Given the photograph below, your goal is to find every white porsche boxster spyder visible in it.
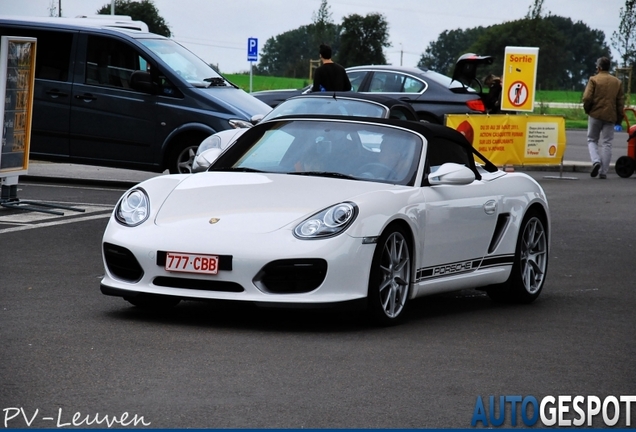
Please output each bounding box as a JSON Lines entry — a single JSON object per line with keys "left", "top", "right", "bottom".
{"left": 101, "top": 116, "right": 550, "bottom": 324}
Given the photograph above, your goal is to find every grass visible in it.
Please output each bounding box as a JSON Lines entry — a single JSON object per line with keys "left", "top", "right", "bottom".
{"left": 225, "top": 73, "right": 630, "bottom": 129}
{"left": 225, "top": 74, "right": 309, "bottom": 92}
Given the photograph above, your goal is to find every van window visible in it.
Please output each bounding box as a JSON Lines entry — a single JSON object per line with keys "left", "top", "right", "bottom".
{"left": 0, "top": 27, "right": 72, "bottom": 82}
{"left": 85, "top": 35, "right": 148, "bottom": 89}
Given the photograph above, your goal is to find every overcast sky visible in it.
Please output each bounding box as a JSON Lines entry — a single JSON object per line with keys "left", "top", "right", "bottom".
{"left": 0, "top": 0, "right": 626, "bottom": 73}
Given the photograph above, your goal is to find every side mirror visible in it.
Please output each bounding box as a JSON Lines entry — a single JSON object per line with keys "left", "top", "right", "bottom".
{"left": 250, "top": 114, "right": 264, "bottom": 125}
{"left": 428, "top": 163, "right": 475, "bottom": 185}
{"left": 130, "top": 70, "right": 154, "bottom": 93}
{"left": 192, "top": 148, "right": 224, "bottom": 173}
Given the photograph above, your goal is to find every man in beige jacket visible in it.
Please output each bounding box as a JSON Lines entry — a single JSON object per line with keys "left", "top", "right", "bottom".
{"left": 582, "top": 57, "right": 625, "bottom": 179}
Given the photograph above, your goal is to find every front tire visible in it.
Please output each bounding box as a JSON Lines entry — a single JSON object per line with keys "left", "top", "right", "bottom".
{"left": 487, "top": 209, "right": 548, "bottom": 303}
{"left": 367, "top": 227, "right": 412, "bottom": 325}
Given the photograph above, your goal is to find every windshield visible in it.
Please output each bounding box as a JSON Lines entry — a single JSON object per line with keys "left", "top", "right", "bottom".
{"left": 139, "top": 39, "right": 227, "bottom": 88}
{"left": 262, "top": 97, "right": 387, "bottom": 122}
{"left": 219, "top": 120, "right": 422, "bottom": 186}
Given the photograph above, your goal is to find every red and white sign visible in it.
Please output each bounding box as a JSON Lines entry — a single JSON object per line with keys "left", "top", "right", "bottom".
{"left": 507, "top": 81, "right": 529, "bottom": 107}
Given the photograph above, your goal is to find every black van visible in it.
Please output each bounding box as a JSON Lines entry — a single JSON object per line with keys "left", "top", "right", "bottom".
{"left": 0, "top": 16, "right": 271, "bottom": 173}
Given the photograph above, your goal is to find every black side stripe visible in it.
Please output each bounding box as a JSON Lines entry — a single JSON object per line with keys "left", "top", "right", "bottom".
{"left": 415, "top": 254, "right": 515, "bottom": 283}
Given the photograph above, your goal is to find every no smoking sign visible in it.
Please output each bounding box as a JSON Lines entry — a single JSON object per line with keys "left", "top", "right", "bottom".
{"left": 507, "top": 81, "right": 529, "bottom": 107}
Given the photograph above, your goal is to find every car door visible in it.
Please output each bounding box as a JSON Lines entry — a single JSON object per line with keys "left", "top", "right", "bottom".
{"left": 69, "top": 32, "right": 157, "bottom": 167}
{"left": 418, "top": 136, "right": 501, "bottom": 277}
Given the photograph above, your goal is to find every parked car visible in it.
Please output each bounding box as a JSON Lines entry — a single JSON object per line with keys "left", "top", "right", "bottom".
{"left": 101, "top": 115, "right": 550, "bottom": 325}
{"left": 192, "top": 92, "right": 419, "bottom": 172}
{"left": 252, "top": 55, "right": 494, "bottom": 124}
{"left": 0, "top": 16, "right": 271, "bottom": 174}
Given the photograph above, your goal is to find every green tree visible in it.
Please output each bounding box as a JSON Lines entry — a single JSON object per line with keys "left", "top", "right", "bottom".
{"left": 526, "top": 0, "right": 546, "bottom": 19}
{"left": 255, "top": 1, "right": 340, "bottom": 78}
{"left": 546, "top": 15, "right": 610, "bottom": 90}
{"left": 312, "top": 0, "right": 338, "bottom": 49}
{"left": 97, "top": 0, "right": 171, "bottom": 37}
{"left": 256, "top": 26, "right": 315, "bottom": 77}
{"left": 469, "top": 18, "right": 569, "bottom": 90}
{"left": 418, "top": 27, "right": 487, "bottom": 75}
{"left": 612, "top": 0, "right": 636, "bottom": 67}
{"left": 338, "top": 13, "right": 390, "bottom": 67}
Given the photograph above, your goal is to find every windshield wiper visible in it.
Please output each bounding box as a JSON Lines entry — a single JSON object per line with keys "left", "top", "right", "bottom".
{"left": 211, "top": 167, "right": 264, "bottom": 173}
{"left": 289, "top": 171, "right": 356, "bottom": 180}
{"left": 203, "top": 77, "right": 228, "bottom": 87}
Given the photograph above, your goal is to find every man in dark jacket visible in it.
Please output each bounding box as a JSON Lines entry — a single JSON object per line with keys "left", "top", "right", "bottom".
{"left": 582, "top": 57, "right": 625, "bottom": 179}
{"left": 311, "top": 44, "right": 352, "bottom": 92}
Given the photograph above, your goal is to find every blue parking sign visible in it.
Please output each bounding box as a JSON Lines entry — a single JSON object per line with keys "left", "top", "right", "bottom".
{"left": 247, "top": 37, "right": 258, "bottom": 62}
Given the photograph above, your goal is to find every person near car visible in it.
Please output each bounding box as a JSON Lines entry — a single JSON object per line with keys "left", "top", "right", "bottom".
{"left": 483, "top": 74, "right": 502, "bottom": 114}
{"left": 311, "top": 44, "right": 352, "bottom": 92}
{"left": 582, "top": 56, "right": 625, "bottom": 179}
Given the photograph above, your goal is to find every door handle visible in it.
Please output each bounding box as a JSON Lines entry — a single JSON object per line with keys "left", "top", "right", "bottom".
{"left": 46, "top": 89, "right": 68, "bottom": 98}
{"left": 483, "top": 200, "right": 497, "bottom": 215}
{"left": 74, "top": 93, "right": 97, "bottom": 101}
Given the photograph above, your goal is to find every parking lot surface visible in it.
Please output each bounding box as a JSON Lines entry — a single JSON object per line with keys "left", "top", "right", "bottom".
{"left": 1, "top": 159, "right": 634, "bottom": 428}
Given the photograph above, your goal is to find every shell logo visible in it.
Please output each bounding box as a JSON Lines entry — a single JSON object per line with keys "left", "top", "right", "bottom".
{"left": 549, "top": 145, "right": 557, "bottom": 156}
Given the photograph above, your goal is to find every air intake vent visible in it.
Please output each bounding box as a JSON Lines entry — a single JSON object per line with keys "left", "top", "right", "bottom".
{"left": 103, "top": 242, "right": 144, "bottom": 282}
{"left": 255, "top": 259, "right": 328, "bottom": 294}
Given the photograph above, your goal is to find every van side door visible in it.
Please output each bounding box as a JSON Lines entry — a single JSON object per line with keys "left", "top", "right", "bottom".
{"left": 0, "top": 26, "right": 76, "bottom": 160}
{"left": 70, "top": 32, "right": 158, "bottom": 170}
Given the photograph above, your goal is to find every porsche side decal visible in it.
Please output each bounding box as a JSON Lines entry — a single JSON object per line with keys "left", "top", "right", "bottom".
{"left": 415, "top": 254, "right": 515, "bottom": 282}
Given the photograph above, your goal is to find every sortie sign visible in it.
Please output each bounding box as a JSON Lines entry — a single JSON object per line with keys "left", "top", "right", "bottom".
{"left": 501, "top": 46, "right": 539, "bottom": 112}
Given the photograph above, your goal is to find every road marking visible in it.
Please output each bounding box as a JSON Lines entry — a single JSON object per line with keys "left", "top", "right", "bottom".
{"left": 0, "top": 213, "right": 111, "bottom": 234}
{"left": 0, "top": 204, "right": 112, "bottom": 223}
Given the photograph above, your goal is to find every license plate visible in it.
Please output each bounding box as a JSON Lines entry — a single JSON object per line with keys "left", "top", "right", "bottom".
{"left": 165, "top": 252, "right": 219, "bottom": 275}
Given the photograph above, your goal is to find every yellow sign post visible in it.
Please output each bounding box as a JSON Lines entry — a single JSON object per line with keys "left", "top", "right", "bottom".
{"left": 501, "top": 46, "right": 539, "bottom": 112}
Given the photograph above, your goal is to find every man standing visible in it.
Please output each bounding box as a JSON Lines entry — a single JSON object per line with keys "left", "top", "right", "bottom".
{"left": 312, "top": 44, "right": 352, "bottom": 92}
{"left": 582, "top": 57, "right": 625, "bottom": 179}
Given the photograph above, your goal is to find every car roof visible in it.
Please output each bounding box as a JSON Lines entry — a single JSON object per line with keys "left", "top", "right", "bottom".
{"left": 346, "top": 64, "right": 428, "bottom": 76}
{"left": 0, "top": 15, "right": 162, "bottom": 39}
{"left": 281, "top": 92, "right": 418, "bottom": 117}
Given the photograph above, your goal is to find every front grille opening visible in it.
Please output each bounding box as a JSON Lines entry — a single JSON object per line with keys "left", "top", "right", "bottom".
{"left": 255, "top": 259, "right": 328, "bottom": 294}
{"left": 153, "top": 277, "right": 244, "bottom": 292}
{"left": 103, "top": 242, "right": 144, "bottom": 283}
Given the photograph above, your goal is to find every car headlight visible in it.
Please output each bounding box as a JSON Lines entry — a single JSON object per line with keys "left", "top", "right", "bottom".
{"left": 229, "top": 119, "right": 253, "bottom": 129}
{"left": 196, "top": 134, "right": 222, "bottom": 156}
{"left": 294, "top": 202, "right": 358, "bottom": 239}
{"left": 115, "top": 188, "right": 150, "bottom": 227}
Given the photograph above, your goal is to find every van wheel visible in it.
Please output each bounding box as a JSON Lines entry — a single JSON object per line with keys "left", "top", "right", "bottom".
{"left": 167, "top": 138, "right": 200, "bottom": 174}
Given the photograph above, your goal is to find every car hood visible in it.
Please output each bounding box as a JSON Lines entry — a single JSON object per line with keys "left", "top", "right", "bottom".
{"left": 154, "top": 172, "right": 392, "bottom": 233}
{"left": 198, "top": 87, "right": 272, "bottom": 117}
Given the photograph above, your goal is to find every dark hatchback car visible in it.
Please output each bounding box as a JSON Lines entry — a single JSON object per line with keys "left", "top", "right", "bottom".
{"left": 252, "top": 55, "right": 494, "bottom": 124}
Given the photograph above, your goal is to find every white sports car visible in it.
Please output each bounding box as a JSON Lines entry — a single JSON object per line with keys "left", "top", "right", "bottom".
{"left": 101, "top": 116, "right": 550, "bottom": 324}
